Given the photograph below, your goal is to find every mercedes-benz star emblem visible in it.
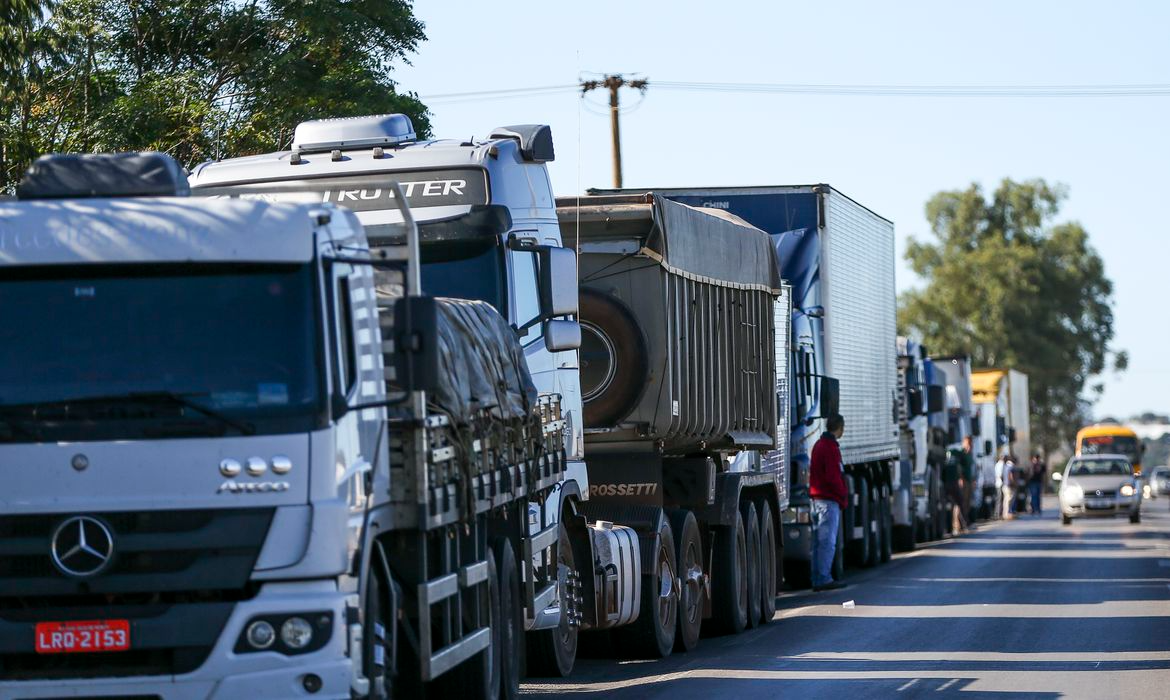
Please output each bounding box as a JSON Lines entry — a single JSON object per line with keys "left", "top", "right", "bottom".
{"left": 50, "top": 516, "right": 115, "bottom": 578}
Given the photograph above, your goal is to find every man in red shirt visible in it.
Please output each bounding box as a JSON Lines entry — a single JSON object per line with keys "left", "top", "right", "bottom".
{"left": 809, "top": 414, "right": 847, "bottom": 591}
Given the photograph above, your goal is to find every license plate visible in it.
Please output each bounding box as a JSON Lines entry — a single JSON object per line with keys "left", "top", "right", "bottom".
{"left": 35, "top": 619, "right": 130, "bottom": 654}
{"left": 1086, "top": 499, "right": 1111, "bottom": 509}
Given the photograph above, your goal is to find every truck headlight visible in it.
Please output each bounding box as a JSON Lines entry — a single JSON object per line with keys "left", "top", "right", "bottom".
{"left": 1120, "top": 484, "right": 1135, "bottom": 497}
{"left": 245, "top": 620, "right": 276, "bottom": 650}
{"left": 281, "top": 617, "right": 314, "bottom": 649}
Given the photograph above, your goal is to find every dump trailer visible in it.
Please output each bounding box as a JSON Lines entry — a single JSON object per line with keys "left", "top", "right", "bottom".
{"left": 556, "top": 192, "right": 791, "bottom": 657}
{"left": 593, "top": 185, "right": 899, "bottom": 582}
{"left": 0, "top": 152, "right": 565, "bottom": 700}
{"left": 894, "top": 337, "right": 946, "bottom": 550}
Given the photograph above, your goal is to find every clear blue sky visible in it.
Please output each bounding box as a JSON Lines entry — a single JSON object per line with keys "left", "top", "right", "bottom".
{"left": 396, "top": 0, "right": 1169, "bottom": 420}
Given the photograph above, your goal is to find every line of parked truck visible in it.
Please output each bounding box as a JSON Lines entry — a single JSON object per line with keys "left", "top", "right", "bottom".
{"left": 0, "top": 114, "right": 1031, "bottom": 699}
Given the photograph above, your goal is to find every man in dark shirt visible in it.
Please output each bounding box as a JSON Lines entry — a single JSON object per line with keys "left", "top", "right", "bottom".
{"left": 943, "top": 446, "right": 969, "bottom": 533}
{"left": 1027, "top": 454, "right": 1047, "bottom": 516}
{"left": 809, "top": 414, "right": 847, "bottom": 591}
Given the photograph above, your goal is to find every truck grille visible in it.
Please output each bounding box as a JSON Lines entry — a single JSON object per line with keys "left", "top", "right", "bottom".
{"left": 0, "top": 508, "right": 273, "bottom": 681}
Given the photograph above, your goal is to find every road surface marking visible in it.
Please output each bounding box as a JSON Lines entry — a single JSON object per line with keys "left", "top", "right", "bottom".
{"left": 897, "top": 679, "right": 919, "bottom": 691}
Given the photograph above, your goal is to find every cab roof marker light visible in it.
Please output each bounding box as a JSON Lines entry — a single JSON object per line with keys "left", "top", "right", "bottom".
{"left": 292, "top": 114, "right": 416, "bottom": 154}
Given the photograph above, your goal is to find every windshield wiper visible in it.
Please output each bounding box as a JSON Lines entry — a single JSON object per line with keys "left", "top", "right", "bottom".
{"left": 0, "top": 391, "right": 256, "bottom": 435}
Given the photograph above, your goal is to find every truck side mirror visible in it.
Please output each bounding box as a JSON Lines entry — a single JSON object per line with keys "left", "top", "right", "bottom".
{"left": 818, "top": 376, "right": 840, "bottom": 419}
{"left": 926, "top": 385, "right": 945, "bottom": 413}
{"left": 1008, "top": 427, "right": 1017, "bottom": 443}
{"left": 544, "top": 319, "right": 581, "bottom": 352}
{"left": 538, "top": 246, "right": 578, "bottom": 317}
{"left": 984, "top": 440, "right": 993, "bottom": 456}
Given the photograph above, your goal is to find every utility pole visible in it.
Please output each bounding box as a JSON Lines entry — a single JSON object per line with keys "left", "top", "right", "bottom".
{"left": 581, "top": 74, "right": 648, "bottom": 188}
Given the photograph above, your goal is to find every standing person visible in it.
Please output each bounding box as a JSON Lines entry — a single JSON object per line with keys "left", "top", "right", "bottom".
{"left": 993, "top": 453, "right": 1008, "bottom": 519}
{"left": 1001, "top": 454, "right": 1016, "bottom": 519}
{"left": 959, "top": 436, "right": 977, "bottom": 527}
{"left": 1028, "top": 454, "right": 1047, "bottom": 516}
{"left": 809, "top": 414, "right": 848, "bottom": 591}
{"left": 943, "top": 446, "right": 968, "bottom": 534}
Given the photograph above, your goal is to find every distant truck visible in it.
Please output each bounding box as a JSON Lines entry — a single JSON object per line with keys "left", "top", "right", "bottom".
{"left": 972, "top": 369, "right": 1031, "bottom": 515}
{"left": 895, "top": 337, "right": 946, "bottom": 549}
{"left": 916, "top": 356, "right": 953, "bottom": 540}
{"left": 930, "top": 356, "right": 980, "bottom": 526}
{"left": 592, "top": 185, "right": 900, "bottom": 581}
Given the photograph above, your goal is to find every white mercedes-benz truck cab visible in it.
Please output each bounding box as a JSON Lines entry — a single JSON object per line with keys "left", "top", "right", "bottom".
{"left": 0, "top": 153, "right": 375, "bottom": 698}
{"left": 190, "top": 114, "right": 587, "bottom": 676}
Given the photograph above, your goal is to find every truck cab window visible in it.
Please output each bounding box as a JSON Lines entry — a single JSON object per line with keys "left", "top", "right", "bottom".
{"left": 510, "top": 249, "right": 541, "bottom": 344}
{"left": 331, "top": 266, "right": 359, "bottom": 397}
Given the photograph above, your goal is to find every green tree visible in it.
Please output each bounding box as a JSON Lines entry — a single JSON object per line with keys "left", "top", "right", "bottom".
{"left": 0, "top": 0, "right": 430, "bottom": 189}
{"left": 899, "top": 179, "right": 1124, "bottom": 453}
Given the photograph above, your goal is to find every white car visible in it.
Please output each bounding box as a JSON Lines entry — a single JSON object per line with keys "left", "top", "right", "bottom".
{"left": 1056, "top": 454, "right": 1141, "bottom": 525}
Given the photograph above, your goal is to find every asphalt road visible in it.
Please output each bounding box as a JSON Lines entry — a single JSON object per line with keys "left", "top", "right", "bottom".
{"left": 524, "top": 496, "right": 1170, "bottom": 699}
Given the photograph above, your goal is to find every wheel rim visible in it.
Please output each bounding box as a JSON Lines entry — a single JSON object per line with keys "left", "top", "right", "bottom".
{"left": 681, "top": 537, "right": 703, "bottom": 625}
{"left": 556, "top": 531, "right": 577, "bottom": 654}
{"left": 657, "top": 540, "right": 677, "bottom": 630}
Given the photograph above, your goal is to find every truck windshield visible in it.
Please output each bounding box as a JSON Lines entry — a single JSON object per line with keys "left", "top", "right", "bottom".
{"left": 0, "top": 264, "right": 322, "bottom": 443}
{"left": 420, "top": 237, "right": 506, "bottom": 310}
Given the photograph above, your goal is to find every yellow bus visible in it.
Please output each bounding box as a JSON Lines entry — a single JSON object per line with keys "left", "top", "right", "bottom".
{"left": 1075, "top": 424, "right": 1144, "bottom": 474}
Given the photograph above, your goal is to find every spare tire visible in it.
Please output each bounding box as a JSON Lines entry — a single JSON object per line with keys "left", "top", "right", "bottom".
{"left": 579, "top": 288, "right": 648, "bottom": 428}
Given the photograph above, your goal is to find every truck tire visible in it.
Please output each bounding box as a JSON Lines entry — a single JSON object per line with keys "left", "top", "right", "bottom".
{"left": 433, "top": 548, "right": 499, "bottom": 700}
{"left": 668, "top": 509, "right": 703, "bottom": 652}
{"left": 893, "top": 526, "right": 912, "bottom": 554}
{"left": 363, "top": 559, "right": 395, "bottom": 700}
{"left": 756, "top": 500, "right": 778, "bottom": 624}
{"left": 526, "top": 522, "right": 577, "bottom": 677}
{"left": 495, "top": 539, "right": 523, "bottom": 700}
{"left": 578, "top": 289, "right": 648, "bottom": 428}
{"left": 614, "top": 517, "right": 677, "bottom": 658}
{"left": 863, "top": 482, "right": 881, "bottom": 568}
{"left": 710, "top": 510, "right": 749, "bottom": 635}
{"left": 879, "top": 486, "right": 893, "bottom": 563}
{"left": 741, "top": 501, "right": 762, "bottom": 628}
{"left": 846, "top": 476, "right": 871, "bottom": 567}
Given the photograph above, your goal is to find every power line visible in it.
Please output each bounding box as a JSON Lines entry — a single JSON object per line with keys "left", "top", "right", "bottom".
{"left": 648, "top": 81, "right": 1170, "bottom": 97}
{"left": 420, "top": 81, "right": 1170, "bottom": 103}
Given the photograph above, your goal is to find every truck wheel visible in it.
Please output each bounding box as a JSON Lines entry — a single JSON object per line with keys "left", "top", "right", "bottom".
{"left": 433, "top": 548, "right": 499, "bottom": 700}
{"left": 846, "top": 476, "right": 871, "bottom": 567}
{"left": 578, "top": 289, "right": 648, "bottom": 428}
{"left": 495, "top": 539, "right": 523, "bottom": 700}
{"left": 668, "top": 509, "right": 703, "bottom": 652}
{"left": 894, "top": 524, "right": 915, "bottom": 552}
{"left": 741, "top": 501, "right": 762, "bottom": 629}
{"left": 615, "top": 517, "right": 677, "bottom": 658}
{"left": 757, "top": 500, "right": 778, "bottom": 624}
{"left": 879, "top": 487, "right": 893, "bottom": 563}
{"left": 526, "top": 522, "right": 577, "bottom": 677}
{"left": 363, "top": 561, "right": 394, "bottom": 699}
{"left": 863, "top": 483, "right": 881, "bottom": 568}
{"left": 711, "top": 510, "right": 749, "bottom": 635}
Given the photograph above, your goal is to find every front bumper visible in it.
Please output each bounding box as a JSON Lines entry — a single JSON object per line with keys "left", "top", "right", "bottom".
{"left": 1063, "top": 496, "right": 1139, "bottom": 518}
{"left": 0, "top": 581, "right": 352, "bottom": 700}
